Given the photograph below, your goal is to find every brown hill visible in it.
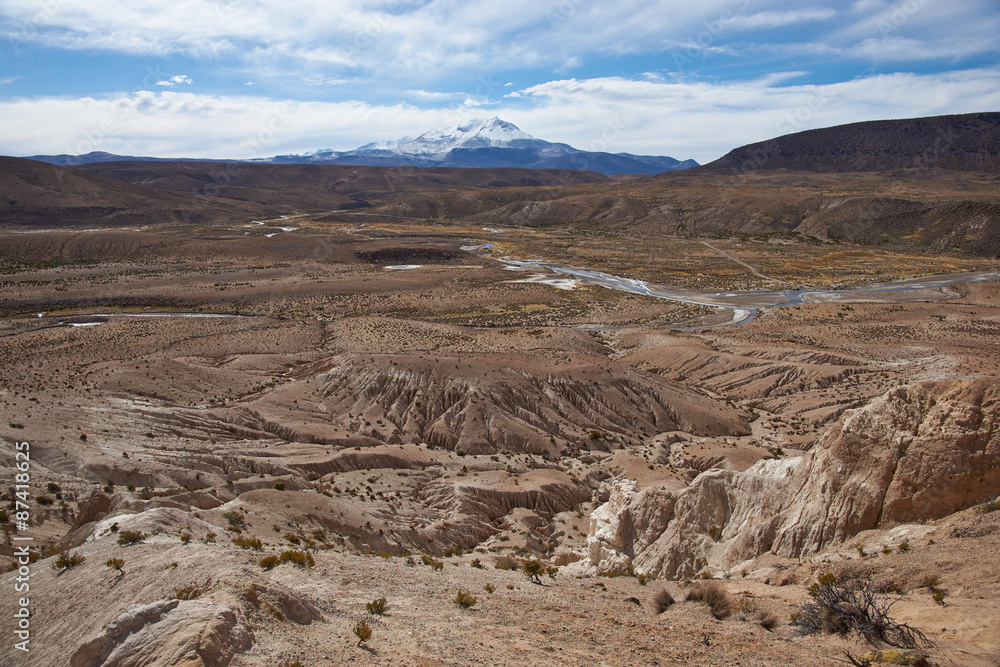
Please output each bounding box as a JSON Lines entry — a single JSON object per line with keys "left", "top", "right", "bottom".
{"left": 0, "top": 156, "right": 270, "bottom": 227}
{"left": 702, "top": 111, "right": 1000, "bottom": 174}
{"left": 79, "top": 161, "right": 611, "bottom": 212}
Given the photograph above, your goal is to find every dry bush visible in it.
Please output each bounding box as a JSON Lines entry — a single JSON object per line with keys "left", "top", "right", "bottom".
{"left": 977, "top": 498, "right": 1000, "bottom": 515}
{"left": 353, "top": 619, "right": 372, "bottom": 647}
{"left": 755, "top": 608, "right": 779, "bottom": 630}
{"left": 522, "top": 559, "right": 544, "bottom": 584}
{"left": 453, "top": 590, "right": 477, "bottom": 609}
{"left": 233, "top": 535, "right": 263, "bottom": 550}
{"left": 172, "top": 581, "right": 209, "bottom": 600}
{"left": 493, "top": 555, "right": 521, "bottom": 571}
{"left": 116, "top": 530, "right": 147, "bottom": 546}
{"left": 278, "top": 550, "right": 315, "bottom": 567}
{"left": 734, "top": 595, "right": 757, "bottom": 618}
{"left": 652, "top": 587, "right": 676, "bottom": 614}
{"left": 366, "top": 597, "right": 389, "bottom": 615}
{"left": 792, "top": 570, "right": 931, "bottom": 649}
{"left": 686, "top": 581, "right": 732, "bottom": 619}
{"left": 52, "top": 550, "right": 85, "bottom": 571}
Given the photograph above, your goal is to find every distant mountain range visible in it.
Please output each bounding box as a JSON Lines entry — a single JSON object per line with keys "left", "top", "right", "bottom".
{"left": 6, "top": 111, "right": 999, "bottom": 256}
{"left": 24, "top": 117, "right": 698, "bottom": 176}
{"left": 703, "top": 111, "right": 1000, "bottom": 174}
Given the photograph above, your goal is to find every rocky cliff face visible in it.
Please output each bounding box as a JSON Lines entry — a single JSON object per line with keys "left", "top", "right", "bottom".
{"left": 576, "top": 379, "right": 1000, "bottom": 579}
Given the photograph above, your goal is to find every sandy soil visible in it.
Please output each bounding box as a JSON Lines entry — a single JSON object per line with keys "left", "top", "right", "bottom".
{"left": 1, "top": 227, "right": 999, "bottom": 666}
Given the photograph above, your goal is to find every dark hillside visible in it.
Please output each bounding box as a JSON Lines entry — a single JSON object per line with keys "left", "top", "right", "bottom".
{"left": 703, "top": 112, "right": 1000, "bottom": 174}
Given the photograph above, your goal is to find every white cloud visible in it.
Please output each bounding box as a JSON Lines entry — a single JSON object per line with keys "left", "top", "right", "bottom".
{"left": 3, "top": 68, "right": 998, "bottom": 163}
{"left": 155, "top": 74, "right": 192, "bottom": 87}
{"left": 3, "top": 0, "right": 991, "bottom": 86}
{"left": 724, "top": 8, "right": 838, "bottom": 32}
{"left": 503, "top": 68, "right": 1000, "bottom": 162}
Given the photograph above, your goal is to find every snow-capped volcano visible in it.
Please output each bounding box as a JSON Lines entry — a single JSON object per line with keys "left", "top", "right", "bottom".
{"left": 34, "top": 118, "right": 697, "bottom": 175}
{"left": 267, "top": 118, "right": 698, "bottom": 174}
{"left": 395, "top": 117, "right": 539, "bottom": 157}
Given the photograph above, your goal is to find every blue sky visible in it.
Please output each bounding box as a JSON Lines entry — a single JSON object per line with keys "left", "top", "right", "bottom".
{"left": 1, "top": 0, "right": 998, "bottom": 163}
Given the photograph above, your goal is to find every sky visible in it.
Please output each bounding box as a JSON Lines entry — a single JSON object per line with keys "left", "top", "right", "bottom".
{"left": 0, "top": 0, "right": 998, "bottom": 163}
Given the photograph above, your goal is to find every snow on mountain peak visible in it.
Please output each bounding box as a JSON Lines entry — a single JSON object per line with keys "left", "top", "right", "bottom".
{"left": 396, "top": 117, "right": 538, "bottom": 156}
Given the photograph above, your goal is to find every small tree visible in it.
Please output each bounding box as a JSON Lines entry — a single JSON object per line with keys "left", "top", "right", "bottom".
{"left": 105, "top": 557, "right": 125, "bottom": 575}
{"left": 522, "top": 559, "right": 544, "bottom": 584}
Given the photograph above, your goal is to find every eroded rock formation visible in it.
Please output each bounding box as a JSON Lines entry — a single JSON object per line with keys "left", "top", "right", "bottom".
{"left": 576, "top": 379, "right": 1000, "bottom": 578}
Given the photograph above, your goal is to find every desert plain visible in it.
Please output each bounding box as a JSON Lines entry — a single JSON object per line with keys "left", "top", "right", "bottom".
{"left": 1, "top": 166, "right": 1000, "bottom": 667}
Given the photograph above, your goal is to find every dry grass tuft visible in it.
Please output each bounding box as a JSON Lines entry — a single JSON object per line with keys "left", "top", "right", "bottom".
{"left": 652, "top": 587, "right": 676, "bottom": 614}
{"left": 686, "top": 580, "right": 732, "bottom": 619}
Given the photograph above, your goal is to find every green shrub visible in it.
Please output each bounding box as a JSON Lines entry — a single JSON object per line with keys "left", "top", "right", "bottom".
{"left": 105, "top": 557, "right": 125, "bottom": 573}
{"left": 222, "top": 511, "right": 245, "bottom": 529}
{"left": 353, "top": 619, "right": 372, "bottom": 647}
{"left": 172, "top": 582, "right": 207, "bottom": 600}
{"left": 453, "top": 589, "right": 477, "bottom": 609}
{"left": 522, "top": 559, "right": 544, "bottom": 584}
{"left": 366, "top": 597, "right": 389, "bottom": 615}
{"left": 52, "top": 550, "right": 85, "bottom": 571}
{"left": 233, "top": 535, "right": 263, "bottom": 550}
{"left": 116, "top": 530, "right": 147, "bottom": 546}
{"left": 278, "top": 550, "right": 315, "bottom": 567}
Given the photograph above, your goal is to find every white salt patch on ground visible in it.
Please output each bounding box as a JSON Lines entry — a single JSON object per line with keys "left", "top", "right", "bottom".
{"left": 509, "top": 273, "right": 581, "bottom": 290}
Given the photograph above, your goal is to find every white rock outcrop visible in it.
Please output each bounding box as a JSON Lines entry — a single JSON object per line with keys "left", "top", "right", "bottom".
{"left": 577, "top": 380, "right": 1000, "bottom": 579}
{"left": 70, "top": 598, "right": 253, "bottom": 667}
